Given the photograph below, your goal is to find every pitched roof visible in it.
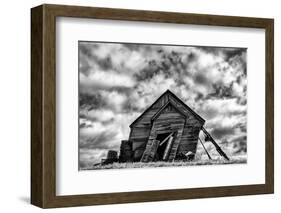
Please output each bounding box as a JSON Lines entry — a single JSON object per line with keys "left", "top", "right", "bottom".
{"left": 129, "top": 89, "right": 205, "bottom": 127}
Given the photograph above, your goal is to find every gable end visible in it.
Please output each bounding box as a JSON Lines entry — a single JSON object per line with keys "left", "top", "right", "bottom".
{"left": 130, "top": 89, "right": 205, "bottom": 127}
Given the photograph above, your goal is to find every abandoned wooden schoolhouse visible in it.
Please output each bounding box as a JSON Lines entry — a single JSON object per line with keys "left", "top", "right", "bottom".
{"left": 102, "top": 90, "right": 229, "bottom": 165}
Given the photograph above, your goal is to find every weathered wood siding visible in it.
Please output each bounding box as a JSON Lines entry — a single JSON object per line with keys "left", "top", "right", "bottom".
{"left": 131, "top": 93, "right": 171, "bottom": 127}
{"left": 176, "top": 125, "right": 201, "bottom": 157}
{"left": 129, "top": 127, "right": 151, "bottom": 160}
{"left": 129, "top": 93, "right": 169, "bottom": 160}
{"left": 129, "top": 91, "right": 204, "bottom": 161}
{"left": 169, "top": 96, "right": 202, "bottom": 127}
{"left": 141, "top": 140, "right": 160, "bottom": 162}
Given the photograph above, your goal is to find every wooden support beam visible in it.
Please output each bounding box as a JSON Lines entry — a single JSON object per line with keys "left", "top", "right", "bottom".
{"left": 202, "top": 127, "right": 230, "bottom": 161}
{"left": 163, "top": 136, "right": 174, "bottom": 161}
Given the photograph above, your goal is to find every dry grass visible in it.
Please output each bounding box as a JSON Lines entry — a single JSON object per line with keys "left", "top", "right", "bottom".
{"left": 82, "top": 155, "right": 247, "bottom": 170}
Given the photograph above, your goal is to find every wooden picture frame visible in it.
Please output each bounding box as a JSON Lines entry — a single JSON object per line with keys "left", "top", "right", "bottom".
{"left": 31, "top": 4, "right": 274, "bottom": 208}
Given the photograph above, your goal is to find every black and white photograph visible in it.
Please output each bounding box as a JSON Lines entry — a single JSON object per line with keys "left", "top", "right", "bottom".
{"left": 78, "top": 41, "right": 247, "bottom": 170}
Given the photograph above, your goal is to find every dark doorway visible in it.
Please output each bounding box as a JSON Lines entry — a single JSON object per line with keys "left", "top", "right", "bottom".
{"left": 155, "top": 132, "right": 173, "bottom": 161}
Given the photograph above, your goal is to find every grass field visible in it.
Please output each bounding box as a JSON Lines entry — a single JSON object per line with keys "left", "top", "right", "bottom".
{"left": 82, "top": 155, "right": 247, "bottom": 170}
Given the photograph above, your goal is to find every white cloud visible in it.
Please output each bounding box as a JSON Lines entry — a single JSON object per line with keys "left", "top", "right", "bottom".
{"left": 206, "top": 98, "right": 246, "bottom": 113}
{"left": 87, "top": 109, "right": 114, "bottom": 122}
{"left": 91, "top": 43, "right": 122, "bottom": 59}
{"left": 206, "top": 114, "right": 245, "bottom": 130}
{"left": 197, "top": 51, "right": 223, "bottom": 68}
{"left": 100, "top": 90, "right": 128, "bottom": 112}
{"left": 80, "top": 70, "right": 135, "bottom": 90}
{"left": 232, "top": 82, "right": 244, "bottom": 96}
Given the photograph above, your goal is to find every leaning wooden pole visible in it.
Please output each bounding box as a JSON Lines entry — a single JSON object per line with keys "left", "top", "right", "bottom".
{"left": 201, "top": 127, "right": 230, "bottom": 161}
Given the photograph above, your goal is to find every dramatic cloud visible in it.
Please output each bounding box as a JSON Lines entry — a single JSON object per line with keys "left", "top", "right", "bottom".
{"left": 79, "top": 41, "right": 247, "bottom": 167}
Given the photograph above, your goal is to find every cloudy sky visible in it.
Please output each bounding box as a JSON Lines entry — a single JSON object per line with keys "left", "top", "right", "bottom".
{"left": 79, "top": 41, "right": 247, "bottom": 168}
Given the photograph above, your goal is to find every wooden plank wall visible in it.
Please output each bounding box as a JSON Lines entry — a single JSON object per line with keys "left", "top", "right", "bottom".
{"left": 129, "top": 93, "right": 169, "bottom": 160}
{"left": 177, "top": 126, "right": 201, "bottom": 157}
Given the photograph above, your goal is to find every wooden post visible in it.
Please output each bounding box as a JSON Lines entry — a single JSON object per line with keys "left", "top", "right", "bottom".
{"left": 201, "top": 127, "right": 230, "bottom": 161}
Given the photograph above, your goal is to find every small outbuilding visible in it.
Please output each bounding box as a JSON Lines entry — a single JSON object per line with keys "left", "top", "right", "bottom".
{"left": 119, "top": 89, "right": 206, "bottom": 162}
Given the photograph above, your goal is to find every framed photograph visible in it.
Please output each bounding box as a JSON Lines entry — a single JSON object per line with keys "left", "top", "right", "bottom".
{"left": 31, "top": 4, "right": 274, "bottom": 208}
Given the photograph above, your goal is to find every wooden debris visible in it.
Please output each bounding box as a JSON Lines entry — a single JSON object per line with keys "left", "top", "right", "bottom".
{"left": 185, "top": 151, "right": 195, "bottom": 160}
